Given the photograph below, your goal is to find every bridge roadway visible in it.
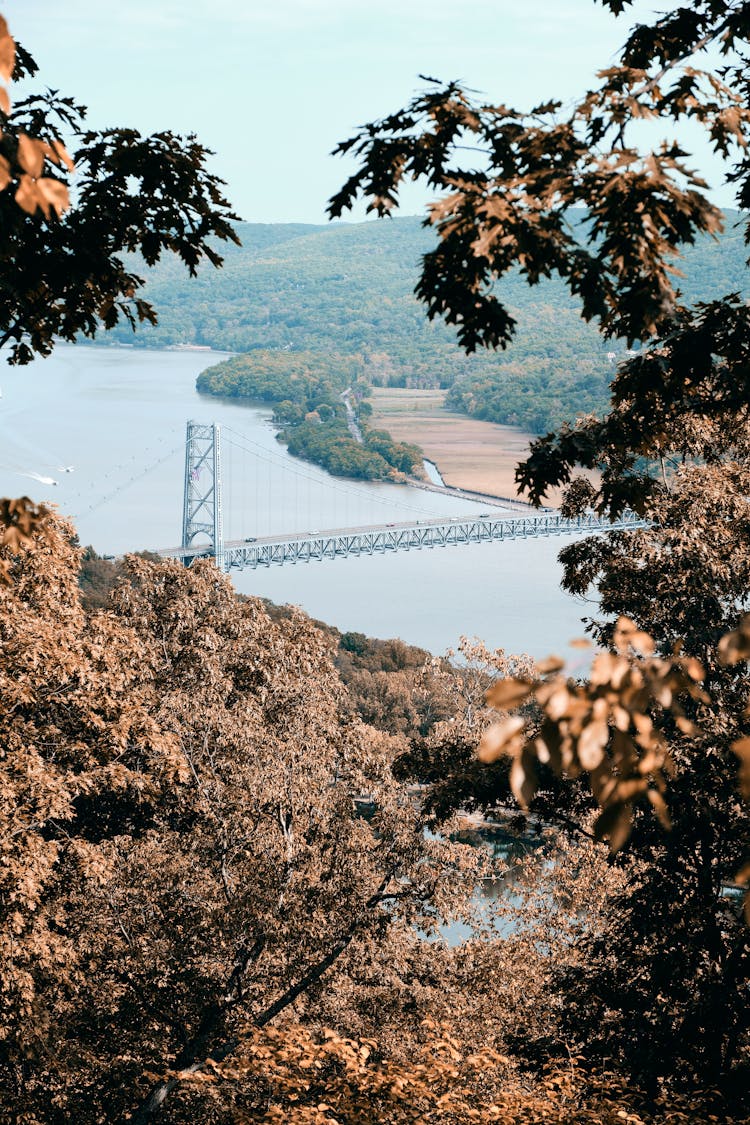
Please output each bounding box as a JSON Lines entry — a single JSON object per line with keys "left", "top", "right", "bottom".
{"left": 157, "top": 510, "right": 646, "bottom": 571}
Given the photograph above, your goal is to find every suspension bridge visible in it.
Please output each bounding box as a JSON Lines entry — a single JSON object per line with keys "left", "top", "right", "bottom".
{"left": 155, "top": 421, "right": 645, "bottom": 572}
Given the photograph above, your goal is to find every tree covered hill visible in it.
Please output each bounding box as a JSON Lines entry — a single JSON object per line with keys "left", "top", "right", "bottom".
{"left": 105, "top": 213, "right": 749, "bottom": 434}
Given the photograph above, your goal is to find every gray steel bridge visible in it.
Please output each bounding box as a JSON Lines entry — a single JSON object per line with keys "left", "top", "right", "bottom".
{"left": 165, "top": 422, "right": 645, "bottom": 572}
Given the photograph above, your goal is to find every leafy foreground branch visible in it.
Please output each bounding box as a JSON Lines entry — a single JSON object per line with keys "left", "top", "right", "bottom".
{"left": 0, "top": 19, "right": 239, "bottom": 367}
{"left": 165, "top": 1022, "right": 739, "bottom": 1125}
{"left": 481, "top": 608, "right": 750, "bottom": 898}
{"left": 479, "top": 618, "right": 709, "bottom": 850}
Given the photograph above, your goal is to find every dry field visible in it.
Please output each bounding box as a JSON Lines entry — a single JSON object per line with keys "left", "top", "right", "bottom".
{"left": 371, "top": 387, "right": 566, "bottom": 505}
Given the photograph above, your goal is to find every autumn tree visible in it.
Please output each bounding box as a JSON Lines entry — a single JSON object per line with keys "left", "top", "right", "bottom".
{"left": 2, "top": 526, "right": 689, "bottom": 1125}
{"left": 329, "top": 0, "right": 750, "bottom": 1100}
{"left": 0, "top": 516, "right": 503, "bottom": 1123}
{"left": 0, "top": 512, "right": 665, "bottom": 1122}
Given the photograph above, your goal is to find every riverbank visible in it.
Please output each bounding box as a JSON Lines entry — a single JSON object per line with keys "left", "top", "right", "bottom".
{"left": 370, "top": 388, "right": 565, "bottom": 506}
{"left": 2, "top": 343, "right": 592, "bottom": 658}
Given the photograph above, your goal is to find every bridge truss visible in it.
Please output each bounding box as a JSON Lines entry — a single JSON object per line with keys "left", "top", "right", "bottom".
{"left": 168, "top": 421, "right": 646, "bottom": 572}
{"left": 221, "top": 512, "right": 645, "bottom": 570}
{"left": 165, "top": 511, "right": 646, "bottom": 571}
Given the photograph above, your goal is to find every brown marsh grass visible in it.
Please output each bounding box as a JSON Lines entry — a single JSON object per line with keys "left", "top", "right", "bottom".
{"left": 370, "top": 388, "right": 566, "bottom": 505}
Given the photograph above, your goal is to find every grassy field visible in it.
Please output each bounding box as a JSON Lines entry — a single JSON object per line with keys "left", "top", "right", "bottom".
{"left": 370, "top": 388, "right": 564, "bottom": 504}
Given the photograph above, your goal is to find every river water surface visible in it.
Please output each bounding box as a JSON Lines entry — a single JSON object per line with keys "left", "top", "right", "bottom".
{"left": 0, "top": 344, "right": 596, "bottom": 660}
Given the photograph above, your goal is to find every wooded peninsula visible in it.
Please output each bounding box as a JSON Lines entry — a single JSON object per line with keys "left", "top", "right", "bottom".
{"left": 121, "top": 213, "right": 749, "bottom": 480}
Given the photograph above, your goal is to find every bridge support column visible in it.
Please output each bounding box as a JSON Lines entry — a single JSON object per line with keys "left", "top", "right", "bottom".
{"left": 181, "top": 421, "right": 224, "bottom": 569}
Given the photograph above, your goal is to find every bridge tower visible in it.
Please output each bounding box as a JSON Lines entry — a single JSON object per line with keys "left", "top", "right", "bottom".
{"left": 181, "top": 421, "right": 224, "bottom": 568}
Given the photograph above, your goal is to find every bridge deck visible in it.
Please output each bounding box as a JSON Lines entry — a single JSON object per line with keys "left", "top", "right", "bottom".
{"left": 158, "top": 511, "right": 645, "bottom": 571}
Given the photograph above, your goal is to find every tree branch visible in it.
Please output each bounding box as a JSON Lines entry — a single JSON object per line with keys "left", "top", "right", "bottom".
{"left": 128, "top": 868, "right": 396, "bottom": 1122}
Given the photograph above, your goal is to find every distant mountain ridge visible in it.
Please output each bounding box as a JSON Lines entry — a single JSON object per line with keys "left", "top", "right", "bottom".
{"left": 107, "top": 213, "right": 749, "bottom": 434}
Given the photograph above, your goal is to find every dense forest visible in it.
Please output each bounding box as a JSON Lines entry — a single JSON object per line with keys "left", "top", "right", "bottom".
{"left": 79, "top": 549, "right": 455, "bottom": 738}
{"left": 11, "top": 524, "right": 743, "bottom": 1125}
{"left": 107, "top": 212, "right": 749, "bottom": 434}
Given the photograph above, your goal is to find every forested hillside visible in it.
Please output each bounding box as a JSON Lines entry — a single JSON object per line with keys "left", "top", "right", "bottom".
{"left": 9, "top": 524, "right": 745, "bottom": 1124}
{"left": 106, "top": 213, "right": 749, "bottom": 434}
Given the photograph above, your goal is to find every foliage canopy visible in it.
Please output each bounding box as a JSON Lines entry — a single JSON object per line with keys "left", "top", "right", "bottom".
{"left": 329, "top": 0, "right": 750, "bottom": 1096}
{"left": 0, "top": 20, "right": 239, "bottom": 366}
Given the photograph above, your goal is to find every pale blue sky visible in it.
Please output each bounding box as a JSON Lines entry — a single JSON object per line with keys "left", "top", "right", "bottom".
{"left": 5, "top": 1, "right": 736, "bottom": 222}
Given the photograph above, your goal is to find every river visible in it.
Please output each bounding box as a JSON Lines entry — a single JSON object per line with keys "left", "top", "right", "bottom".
{"left": 0, "top": 344, "right": 596, "bottom": 660}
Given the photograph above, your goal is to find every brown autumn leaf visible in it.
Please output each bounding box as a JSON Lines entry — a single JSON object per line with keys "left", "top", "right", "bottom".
{"left": 577, "top": 719, "right": 608, "bottom": 771}
{"left": 509, "top": 747, "right": 539, "bottom": 807}
{"left": 718, "top": 614, "right": 750, "bottom": 665}
{"left": 611, "top": 617, "right": 654, "bottom": 656}
{"left": 477, "top": 715, "right": 525, "bottom": 762}
{"left": 47, "top": 139, "right": 75, "bottom": 171}
{"left": 12, "top": 172, "right": 69, "bottom": 218}
{"left": 589, "top": 651, "right": 628, "bottom": 689}
{"left": 541, "top": 682, "right": 571, "bottom": 721}
{"left": 594, "top": 801, "right": 633, "bottom": 852}
{"left": 14, "top": 172, "right": 40, "bottom": 214}
{"left": 647, "top": 788, "right": 672, "bottom": 830}
{"left": 731, "top": 735, "right": 750, "bottom": 799}
{"left": 485, "top": 677, "right": 533, "bottom": 709}
{"left": 17, "top": 133, "right": 45, "bottom": 178}
{"left": 36, "top": 176, "right": 70, "bottom": 217}
{"left": 0, "top": 16, "right": 14, "bottom": 84}
{"left": 683, "top": 657, "right": 705, "bottom": 681}
{"left": 629, "top": 631, "right": 656, "bottom": 656}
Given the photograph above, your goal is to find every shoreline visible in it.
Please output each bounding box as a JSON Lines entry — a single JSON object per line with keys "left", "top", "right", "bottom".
{"left": 405, "top": 476, "right": 544, "bottom": 512}
{"left": 45, "top": 343, "right": 557, "bottom": 504}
